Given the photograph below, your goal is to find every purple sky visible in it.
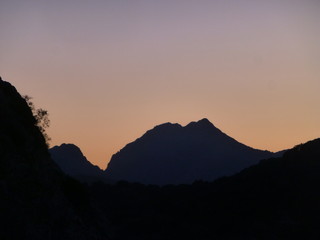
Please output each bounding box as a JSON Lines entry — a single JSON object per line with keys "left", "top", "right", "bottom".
{"left": 1, "top": 0, "right": 320, "bottom": 168}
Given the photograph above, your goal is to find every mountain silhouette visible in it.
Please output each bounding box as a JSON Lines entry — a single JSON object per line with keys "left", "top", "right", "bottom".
{"left": 2, "top": 76, "right": 320, "bottom": 239}
{"left": 50, "top": 143, "right": 112, "bottom": 183}
{"left": 105, "top": 118, "right": 279, "bottom": 185}
{"left": 0, "top": 78, "right": 109, "bottom": 239}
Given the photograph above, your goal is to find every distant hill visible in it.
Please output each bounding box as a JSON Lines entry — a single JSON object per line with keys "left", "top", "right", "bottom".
{"left": 50, "top": 144, "right": 112, "bottom": 183}
{"left": 105, "top": 118, "right": 279, "bottom": 185}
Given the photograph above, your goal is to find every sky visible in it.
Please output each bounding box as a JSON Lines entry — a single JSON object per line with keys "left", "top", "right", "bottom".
{"left": 1, "top": 0, "right": 320, "bottom": 169}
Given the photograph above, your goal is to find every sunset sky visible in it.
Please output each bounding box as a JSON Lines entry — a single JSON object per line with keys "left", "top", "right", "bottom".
{"left": 1, "top": 0, "right": 319, "bottom": 169}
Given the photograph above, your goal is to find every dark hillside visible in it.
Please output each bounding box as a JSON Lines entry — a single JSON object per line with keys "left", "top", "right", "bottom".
{"left": 0, "top": 78, "right": 109, "bottom": 240}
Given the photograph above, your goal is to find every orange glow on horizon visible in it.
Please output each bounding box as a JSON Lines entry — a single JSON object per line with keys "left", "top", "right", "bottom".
{"left": 1, "top": 1, "right": 319, "bottom": 169}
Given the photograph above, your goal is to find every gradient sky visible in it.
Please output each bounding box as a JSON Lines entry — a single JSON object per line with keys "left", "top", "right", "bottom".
{"left": 1, "top": 0, "right": 319, "bottom": 169}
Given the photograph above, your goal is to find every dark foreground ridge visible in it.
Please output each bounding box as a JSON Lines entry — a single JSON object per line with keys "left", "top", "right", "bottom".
{"left": 0, "top": 77, "right": 109, "bottom": 239}
{"left": 105, "top": 118, "right": 277, "bottom": 185}
{"left": 92, "top": 138, "right": 320, "bottom": 239}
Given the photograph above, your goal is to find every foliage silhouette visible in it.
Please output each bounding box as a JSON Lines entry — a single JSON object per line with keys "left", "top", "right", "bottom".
{"left": 23, "top": 95, "right": 51, "bottom": 146}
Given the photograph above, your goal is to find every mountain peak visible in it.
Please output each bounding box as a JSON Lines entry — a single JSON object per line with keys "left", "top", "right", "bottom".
{"left": 55, "top": 143, "right": 81, "bottom": 152}
{"left": 50, "top": 143, "right": 106, "bottom": 179}
{"left": 148, "top": 122, "right": 182, "bottom": 133}
{"left": 51, "top": 143, "right": 84, "bottom": 158}
{"left": 185, "top": 118, "right": 216, "bottom": 130}
{"left": 197, "top": 118, "right": 213, "bottom": 126}
{"left": 154, "top": 122, "right": 182, "bottom": 129}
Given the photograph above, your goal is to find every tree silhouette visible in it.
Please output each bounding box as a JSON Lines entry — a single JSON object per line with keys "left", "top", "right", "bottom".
{"left": 23, "top": 95, "right": 51, "bottom": 146}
